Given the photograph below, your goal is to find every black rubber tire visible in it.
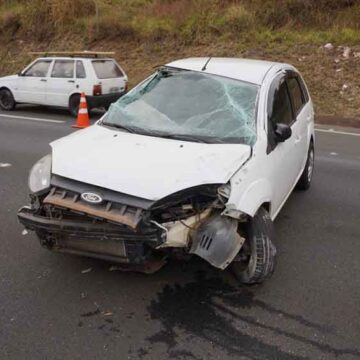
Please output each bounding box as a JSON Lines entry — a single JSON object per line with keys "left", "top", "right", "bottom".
{"left": 296, "top": 142, "right": 315, "bottom": 191}
{"left": 0, "top": 88, "right": 16, "bottom": 110}
{"left": 231, "top": 207, "right": 276, "bottom": 285}
{"left": 69, "top": 94, "right": 81, "bottom": 117}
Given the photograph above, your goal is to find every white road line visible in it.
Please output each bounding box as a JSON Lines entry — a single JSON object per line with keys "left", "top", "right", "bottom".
{"left": 0, "top": 114, "right": 65, "bottom": 124}
{"left": 315, "top": 128, "right": 360, "bottom": 137}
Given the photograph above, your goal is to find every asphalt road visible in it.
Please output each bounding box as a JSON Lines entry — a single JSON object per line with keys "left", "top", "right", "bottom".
{"left": 0, "top": 106, "right": 359, "bottom": 360}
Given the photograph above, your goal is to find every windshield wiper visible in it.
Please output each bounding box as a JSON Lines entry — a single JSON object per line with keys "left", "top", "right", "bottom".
{"left": 156, "top": 133, "right": 212, "bottom": 144}
{"left": 101, "top": 122, "right": 138, "bottom": 133}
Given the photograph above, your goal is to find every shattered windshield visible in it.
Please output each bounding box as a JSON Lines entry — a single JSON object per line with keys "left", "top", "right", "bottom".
{"left": 103, "top": 68, "right": 259, "bottom": 144}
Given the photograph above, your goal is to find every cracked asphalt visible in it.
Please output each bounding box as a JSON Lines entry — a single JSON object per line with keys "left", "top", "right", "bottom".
{"left": 0, "top": 106, "right": 359, "bottom": 360}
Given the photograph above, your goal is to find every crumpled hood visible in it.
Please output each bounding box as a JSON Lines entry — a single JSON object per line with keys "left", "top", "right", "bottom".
{"left": 51, "top": 125, "right": 251, "bottom": 200}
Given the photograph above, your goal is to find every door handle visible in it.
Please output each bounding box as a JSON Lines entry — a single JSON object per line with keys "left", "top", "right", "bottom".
{"left": 40, "top": 79, "right": 47, "bottom": 82}
{"left": 68, "top": 80, "right": 75, "bottom": 83}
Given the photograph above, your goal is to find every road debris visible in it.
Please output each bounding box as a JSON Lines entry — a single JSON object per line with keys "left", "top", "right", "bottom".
{"left": 0, "top": 163, "right": 12, "bottom": 168}
{"left": 103, "top": 312, "right": 113, "bottom": 316}
{"left": 81, "top": 267, "right": 92, "bottom": 274}
{"left": 21, "top": 229, "right": 28, "bottom": 235}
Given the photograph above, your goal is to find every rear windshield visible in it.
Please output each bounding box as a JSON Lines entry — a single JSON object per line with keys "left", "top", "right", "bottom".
{"left": 92, "top": 60, "right": 124, "bottom": 79}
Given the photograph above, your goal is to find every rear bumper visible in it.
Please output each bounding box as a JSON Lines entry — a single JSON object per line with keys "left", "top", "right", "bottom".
{"left": 18, "top": 206, "right": 165, "bottom": 264}
{"left": 86, "top": 92, "right": 125, "bottom": 109}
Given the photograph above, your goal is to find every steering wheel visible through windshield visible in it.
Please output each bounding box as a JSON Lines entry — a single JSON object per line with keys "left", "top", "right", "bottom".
{"left": 102, "top": 67, "right": 259, "bottom": 145}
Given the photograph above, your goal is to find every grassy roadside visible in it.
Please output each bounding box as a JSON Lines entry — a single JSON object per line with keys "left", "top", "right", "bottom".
{"left": 0, "top": 0, "right": 360, "bottom": 119}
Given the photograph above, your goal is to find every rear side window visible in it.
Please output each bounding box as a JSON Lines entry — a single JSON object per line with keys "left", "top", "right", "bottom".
{"left": 51, "top": 60, "right": 74, "bottom": 78}
{"left": 23, "top": 60, "right": 52, "bottom": 77}
{"left": 92, "top": 60, "right": 123, "bottom": 79}
{"left": 270, "top": 80, "right": 293, "bottom": 126}
{"left": 287, "top": 77, "right": 305, "bottom": 115}
{"left": 76, "top": 61, "right": 86, "bottom": 79}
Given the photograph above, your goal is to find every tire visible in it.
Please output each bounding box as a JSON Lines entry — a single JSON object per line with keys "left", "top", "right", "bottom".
{"left": 231, "top": 207, "right": 276, "bottom": 285}
{"left": 0, "top": 88, "right": 16, "bottom": 110}
{"left": 296, "top": 142, "right": 314, "bottom": 191}
{"left": 69, "top": 94, "right": 81, "bottom": 117}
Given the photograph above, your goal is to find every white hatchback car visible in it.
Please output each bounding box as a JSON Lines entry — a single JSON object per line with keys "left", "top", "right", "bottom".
{"left": 18, "top": 58, "right": 315, "bottom": 284}
{"left": 0, "top": 52, "right": 128, "bottom": 116}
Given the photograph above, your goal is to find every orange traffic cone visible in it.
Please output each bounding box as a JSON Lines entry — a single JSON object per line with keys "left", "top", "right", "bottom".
{"left": 72, "top": 92, "right": 90, "bottom": 129}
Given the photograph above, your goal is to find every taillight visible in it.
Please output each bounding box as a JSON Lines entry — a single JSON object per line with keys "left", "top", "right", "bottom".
{"left": 124, "top": 81, "right": 128, "bottom": 93}
{"left": 93, "top": 84, "right": 102, "bottom": 96}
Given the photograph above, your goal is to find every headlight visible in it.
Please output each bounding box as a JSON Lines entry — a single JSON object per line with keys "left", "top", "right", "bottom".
{"left": 28, "top": 154, "right": 52, "bottom": 194}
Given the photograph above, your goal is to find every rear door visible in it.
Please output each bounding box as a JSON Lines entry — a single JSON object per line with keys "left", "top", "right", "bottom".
{"left": 91, "top": 59, "right": 126, "bottom": 95}
{"left": 286, "top": 72, "right": 311, "bottom": 173}
{"left": 46, "top": 59, "right": 76, "bottom": 107}
{"left": 16, "top": 59, "right": 52, "bottom": 104}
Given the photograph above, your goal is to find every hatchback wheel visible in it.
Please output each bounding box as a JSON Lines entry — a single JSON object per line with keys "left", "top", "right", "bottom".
{"left": 69, "top": 94, "right": 81, "bottom": 117}
{"left": 0, "top": 89, "right": 16, "bottom": 110}
{"left": 231, "top": 207, "right": 276, "bottom": 285}
{"left": 296, "top": 142, "right": 314, "bottom": 191}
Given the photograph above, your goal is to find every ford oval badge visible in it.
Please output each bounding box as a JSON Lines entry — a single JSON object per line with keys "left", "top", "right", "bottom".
{"left": 81, "top": 192, "right": 103, "bottom": 204}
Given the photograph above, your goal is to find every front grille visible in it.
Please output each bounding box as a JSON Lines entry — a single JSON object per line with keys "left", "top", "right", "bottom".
{"left": 44, "top": 186, "right": 144, "bottom": 229}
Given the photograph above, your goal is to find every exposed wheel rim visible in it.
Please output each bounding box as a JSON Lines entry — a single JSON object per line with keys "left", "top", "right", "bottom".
{"left": 307, "top": 148, "right": 314, "bottom": 183}
{"left": 0, "top": 91, "right": 13, "bottom": 110}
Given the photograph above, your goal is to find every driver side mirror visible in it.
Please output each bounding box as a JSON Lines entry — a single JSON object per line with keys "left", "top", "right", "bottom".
{"left": 274, "top": 123, "right": 292, "bottom": 143}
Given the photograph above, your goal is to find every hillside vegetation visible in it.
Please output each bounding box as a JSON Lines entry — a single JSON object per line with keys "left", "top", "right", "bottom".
{"left": 1, "top": 0, "right": 360, "bottom": 118}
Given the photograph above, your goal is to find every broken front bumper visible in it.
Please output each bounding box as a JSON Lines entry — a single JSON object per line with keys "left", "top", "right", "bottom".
{"left": 17, "top": 206, "right": 165, "bottom": 264}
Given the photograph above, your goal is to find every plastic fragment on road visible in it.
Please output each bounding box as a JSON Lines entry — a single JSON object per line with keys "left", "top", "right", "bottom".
{"left": 81, "top": 267, "right": 92, "bottom": 274}
{"left": 22, "top": 229, "right": 28, "bottom": 235}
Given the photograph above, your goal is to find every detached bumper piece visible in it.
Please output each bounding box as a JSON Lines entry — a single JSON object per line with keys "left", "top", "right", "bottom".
{"left": 18, "top": 207, "right": 165, "bottom": 265}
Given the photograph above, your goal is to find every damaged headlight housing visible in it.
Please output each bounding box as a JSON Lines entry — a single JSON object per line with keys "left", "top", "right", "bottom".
{"left": 28, "top": 154, "right": 52, "bottom": 194}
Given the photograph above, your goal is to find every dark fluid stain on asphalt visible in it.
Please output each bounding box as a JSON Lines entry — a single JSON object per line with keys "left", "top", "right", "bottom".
{"left": 80, "top": 308, "right": 101, "bottom": 317}
{"left": 144, "top": 271, "right": 360, "bottom": 360}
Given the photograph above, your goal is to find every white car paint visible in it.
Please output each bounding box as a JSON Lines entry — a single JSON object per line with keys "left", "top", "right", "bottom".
{"left": 50, "top": 125, "right": 251, "bottom": 200}
{"left": 49, "top": 57, "right": 314, "bottom": 223}
{"left": 0, "top": 56, "right": 128, "bottom": 108}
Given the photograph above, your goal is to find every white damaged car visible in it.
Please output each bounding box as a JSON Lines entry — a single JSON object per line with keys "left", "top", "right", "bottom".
{"left": 18, "top": 58, "right": 315, "bottom": 284}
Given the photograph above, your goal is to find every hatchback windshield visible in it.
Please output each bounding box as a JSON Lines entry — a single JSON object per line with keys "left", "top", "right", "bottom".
{"left": 103, "top": 68, "right": 259, "bottom": 144}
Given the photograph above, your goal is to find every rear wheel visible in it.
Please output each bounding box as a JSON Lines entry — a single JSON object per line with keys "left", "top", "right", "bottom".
{"left": 69, "top": 94, "right": 81, "bottom": 117}
{"left": 296, "top": 142, "right": 314, "bottom": 191}
{"left": 231, "top": 207, "right": 276, "bottom": 285}
{"left": 0, "top": 88, "right": 16, "bottom": 110}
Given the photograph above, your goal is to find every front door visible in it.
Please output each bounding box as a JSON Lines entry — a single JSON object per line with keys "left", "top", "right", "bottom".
{"left": 266, "top": 73, "right": 302, "bottom": 214}
{"left": 16, "top": 59, "right": 52, "bottom": 104}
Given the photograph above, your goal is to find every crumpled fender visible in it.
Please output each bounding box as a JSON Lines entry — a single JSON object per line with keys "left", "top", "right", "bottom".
{"left": 190, "top": 214, "right": 245, "bottom": 270}
{"left": 225, "top": 177, "right": 273, "bottom": 218}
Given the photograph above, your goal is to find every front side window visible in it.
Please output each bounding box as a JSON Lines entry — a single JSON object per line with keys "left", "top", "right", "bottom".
{"left": 269, "top": 80, "right": 293, "bottom": 126}
{"left": 287, "top": 77, "right": 305, "bottom": 115}
{"left": 76, "top": 61, "right": 86, "bottom": 79}
{"left": 92, "top": 60, "right": 124, "bottom": 79}
{"left": 23, "top": 60, "right": 52, "bottom": 77}
{"left": 102, "top": 68, "right": 259, "bottom": 145}
{"left": 51, "top": 60, "right": 74, "bottom": 78}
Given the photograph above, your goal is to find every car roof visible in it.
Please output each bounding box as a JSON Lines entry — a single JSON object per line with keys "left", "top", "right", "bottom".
{"left": 165, "top": 57, "right": 283, "bottom": 85}
{"left": 36, "top": 57, "right": 114, "bottom": 61}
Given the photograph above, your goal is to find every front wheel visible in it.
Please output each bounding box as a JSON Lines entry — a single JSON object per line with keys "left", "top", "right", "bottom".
{"left": 231, "top": 207, "right": 276, "bottom": 285}
{"left": 296, "top": 142, "right": 314, "bottom": 191}
{"left": 0, "top": 89, "right": 16, "bottom": 110}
